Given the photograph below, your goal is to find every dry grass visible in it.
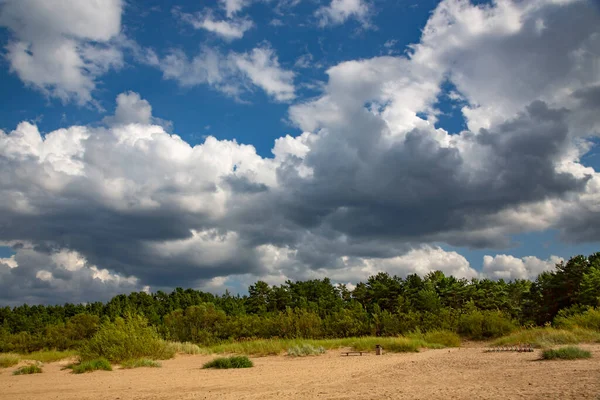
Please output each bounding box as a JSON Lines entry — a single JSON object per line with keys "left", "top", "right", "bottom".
{"left": 0, "top": 353, "right": 20, "bottom": 368}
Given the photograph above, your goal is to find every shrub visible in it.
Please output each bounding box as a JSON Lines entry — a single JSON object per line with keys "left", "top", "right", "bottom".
{"left": 203, "top": 356, "right": 253, "bottom": 369}
{"left": 120, "top": 358, "right": 161, "bottom": 369}
{"left": 0, "top": 353, "right": 20, "bottom": 368}
{"left": 541, "top": 346, "right": 592, "bottom": 360}
{"left": 555, "top": 307, "right": 600, "bottom": 331}
{"left": 458, "top": 310, "right": 516, "bottom": 339}
{"left": 165, "top": 341, "right": 203, "bottom": 355}
{"left": 13, "top": 365, "right": 42, "bottom": 375}
{"left": 79, "top": 315, "right": 175, "bottom": 363}
{"left": 287, "top": 344, "right": 326, "bottom": 357}
{"left": 71, "top": 358, "right": 113, "bottom": 374}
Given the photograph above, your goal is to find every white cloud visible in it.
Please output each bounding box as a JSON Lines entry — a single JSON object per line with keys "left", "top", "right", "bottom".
{"left": 230, "top": 47, "right": 296, "bottom": 102}
{"left": 0, "top": 0, "right": 124, "bottom": 104}
{"left": 315, "top": 0, "right": 371, "bottom": 27}
{"left": 179, "top": 11, "right": 253, "bottom": 41}
{"left": 482, "top": 254, "right": 564, "bottom": 280}
{"left": 154, "top": 45, "right": 295, "bottom": 102}
{"left": 220, "top": 0, "right": 251, "bottom": 18}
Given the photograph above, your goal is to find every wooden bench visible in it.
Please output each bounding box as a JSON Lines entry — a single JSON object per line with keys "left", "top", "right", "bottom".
{"left": 341, "top": 351, "right": 365, "bottom": 356}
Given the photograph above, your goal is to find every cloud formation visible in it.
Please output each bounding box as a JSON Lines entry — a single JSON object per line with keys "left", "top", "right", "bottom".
{"left": 0, "top": 0, "right": 124, "bottom": 104}
{"left": 0, "top": 0, "right": 599, "bottom": 303}
{"left": 152, "top": 45, "right": 295, "bottom": 102}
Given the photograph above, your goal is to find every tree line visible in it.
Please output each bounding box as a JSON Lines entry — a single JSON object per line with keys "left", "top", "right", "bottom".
{"left": 1, "top": 252, "right": 599, "bottom": 352}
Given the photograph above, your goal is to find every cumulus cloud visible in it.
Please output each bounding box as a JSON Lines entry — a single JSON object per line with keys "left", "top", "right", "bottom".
{"left": 153, "top": 45, "right": 295, "bottom": 102}
{"left": 482, "top": 254, "right": 564, "bottom": 280}
{"left": 0, "top": 0, "right": 124, "bottom": 104}
{"left": 315, "top": 0, "right": 371, "bottom": 27}
{"left": 1, "top": 0, "right": 600, "bottom": 303}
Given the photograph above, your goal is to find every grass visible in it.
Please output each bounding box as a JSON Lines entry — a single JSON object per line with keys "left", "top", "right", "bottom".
{"left": 203, "top": 356, "right": 253, "bottom": 369}
{"left": 0, "top": 353, "right": 20, "bottom": 368}
{"left": 493, "top": 327, "right": 600, "bottom": 348}
{"left": 20, "top": 350, "right": 78, "bottom": 363}
{"left": 165, "top": 341, "right": 204, "bottom": 355}
{"left": 541, "top": 346, "right": 592, "bottom": 360}
{"left": 120, "top": 358, "right": 161, "bottom": 369}
{"left": 13, "top": 365, "right": 42, "bottom": 375}
{"left": 408, "top": 330, "right": 462, "bottom": 348}
{"left": 204, "top": 333, "right": 458, "bottom": 356}
{"left": 70, "top": 358, "right": 113, "bottom": 374}
{"left": 287, "top": 344, "right": 326, "bottom": 357}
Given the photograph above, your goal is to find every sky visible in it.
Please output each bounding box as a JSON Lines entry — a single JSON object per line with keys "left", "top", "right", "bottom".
{"left": 0, "top": 0, "right": 600, "bottom": 305}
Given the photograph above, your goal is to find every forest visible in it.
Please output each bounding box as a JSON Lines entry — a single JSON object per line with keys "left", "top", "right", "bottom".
{"left": 1, "top": 252, "right": 599, "bottom": 353}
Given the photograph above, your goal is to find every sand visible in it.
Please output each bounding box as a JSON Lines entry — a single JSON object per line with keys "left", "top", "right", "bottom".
{"left": 2, "top": 344, "right": 600, "bottom": 400}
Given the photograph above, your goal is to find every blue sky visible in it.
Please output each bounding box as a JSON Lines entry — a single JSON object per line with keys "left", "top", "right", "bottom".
{"left": 0, "top": 0, "right": 600, "bottom": 304}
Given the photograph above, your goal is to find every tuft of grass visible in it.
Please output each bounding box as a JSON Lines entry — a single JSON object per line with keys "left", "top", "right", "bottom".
{"left": 493, "top": 327, "right": 600, "bottom": 348}
{"left": 0, "top": 353, "right": 20, "bottom": 368}
{"left": 120, "top": 358, "right": 161, "bottom": 369}
{"left": 203, "top": 356, "right": 253, "bottom": 369}
{"left": 20, "top": 350, "right": 78, "bottom": 363}
{"left": 541, "top": 346, "right": 592, "bottom": 360}
{"left": 165, "top": 341, "right": 204, "bottom": 355}
{"left": 71, "top": 358, "right": 112, "bottom": 374}
{"left": 13, "top": 365, "right": 42, "bottom": 375}
{"left": 287, "top": 344, "right": 326, "bottom": 357}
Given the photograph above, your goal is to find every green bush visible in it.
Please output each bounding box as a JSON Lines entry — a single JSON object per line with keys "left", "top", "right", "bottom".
{"left": 0, "top": 353, "right": 20, "bottom": 368}
{"left": 13, "top": 365, "right": 42, "bottom": 375}
{"left": 458, "top": 310, "right": 516, "bottom": 339}
{"left": 120, "top": 358, "right": 161, "bottom": 369}
{"left": 287, "top": 344, "right": 326, "bottom": 356}
{"left": 541, "top": 346, "right": 592, "bottom": 360}
{"left": 79, "top": 315, "right": 175, "bottom": 363}
{"left": 71, "top": 358, "right": 113, "bottom": 374}
{"left": 203, "top": 356, "right": 253, "bottom": 369}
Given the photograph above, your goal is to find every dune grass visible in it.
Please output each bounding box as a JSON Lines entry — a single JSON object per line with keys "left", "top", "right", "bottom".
{"left": 203, "top": 356, "right": 253, "bottom": 369}
{"left": 0, "top": 353, "right": 20, "bottom": 368}
{"left": 69, "top": 358, "right": 113, "bottom": 374}
{"left": 204, "top": 332, "right": 459, "bottom": 356}
{"left": 120, "top": 358, "right": 161, "bottom": 369}
{"left": 493, "top": 327, "right": 600, "bottom": 348}
{"left": 13, "top": 365, "right": 42, "bottom": 375}
{"left": 541, "top": 346, "right": 592, "bottom": 360}
{"left": 20, "top": 350, "right": 78, "bottom": 363}
{"left": 165, "top": 341, "right": 204, "bottom": 355}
